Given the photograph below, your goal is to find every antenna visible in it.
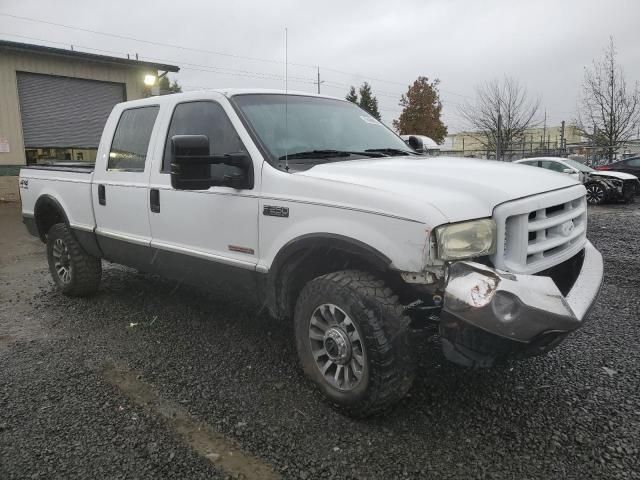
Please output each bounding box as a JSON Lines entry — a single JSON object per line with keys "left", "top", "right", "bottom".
{"left": 284, "top": 28, "right": 289, "bottom": 171}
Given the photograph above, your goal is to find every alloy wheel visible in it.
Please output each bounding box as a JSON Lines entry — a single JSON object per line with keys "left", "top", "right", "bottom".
{"left": 308, "top": 303, "right": 366, "bottom": 391}
{"left": 586, "top": 184, "right": 605, "bottom": 205}
{"left": 52, "top": 238, "right": 72, "bottom": 284}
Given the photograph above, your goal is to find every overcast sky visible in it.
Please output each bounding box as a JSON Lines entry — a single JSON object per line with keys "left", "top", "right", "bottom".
{"left": 1, "top": 0, "right": 639, "bottom": 133}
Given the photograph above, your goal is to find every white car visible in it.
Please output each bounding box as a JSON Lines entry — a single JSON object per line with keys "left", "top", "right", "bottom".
{"left": 19, "top": 90, "right": 603, "bottom": 416}
{"left": 515, "top": 156, "right": 639, "bottom": 205}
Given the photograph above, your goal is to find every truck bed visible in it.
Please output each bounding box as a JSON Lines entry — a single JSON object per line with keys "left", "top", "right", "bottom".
{"left": 24, "top": 162, "right": 95, "bottom": 174}
{"left": 20, "top": 163, "right": 96, "bottom": 233}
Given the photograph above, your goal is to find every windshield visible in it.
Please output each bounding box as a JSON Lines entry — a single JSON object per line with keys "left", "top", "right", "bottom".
{"left": 232, "top": 94, "right": 413, "bottom": 163}
{"left": 563, "top": 158, "right": 594, "bottom": 172}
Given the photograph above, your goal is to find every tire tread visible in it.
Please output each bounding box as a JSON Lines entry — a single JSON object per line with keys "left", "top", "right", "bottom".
{"left": 47, "top": 223, "right": 101, "bottom": 296}
{"left": 294, "top": 269, "right": 415, "bottom": 417}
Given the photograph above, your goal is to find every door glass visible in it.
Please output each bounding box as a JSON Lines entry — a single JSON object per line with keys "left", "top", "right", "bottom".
{"left": 540, "top": 160, "right": 566, "bottom": 172}
{"left": 626, "top": 159, "right": 640, "bottom": 167}
{"left": 108, "top": 106, "right": 160, "bottom": 172}
{"left": 162, "top": 101, "right": 246, "bottom": 172}
{"left": 520, "top": 160, "right": 539, "bottom": 167}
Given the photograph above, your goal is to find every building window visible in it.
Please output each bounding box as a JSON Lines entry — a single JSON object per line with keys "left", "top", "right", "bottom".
{"left": 25, "top": 148, "right": 98, "bottom": 164}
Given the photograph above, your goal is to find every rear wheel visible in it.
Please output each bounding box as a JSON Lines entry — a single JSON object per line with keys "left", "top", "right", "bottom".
{"left": 586, "top": 183, "right": 606, "bottom": 205}
{"left": 46, "top": 223, "right": 101, "bottom": 296}
{"left": 294, "top": 270, "right": 415, "bottom": 417}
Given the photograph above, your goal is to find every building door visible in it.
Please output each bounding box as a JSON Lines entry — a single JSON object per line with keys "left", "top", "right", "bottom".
{"left": 16, "top": 72, "right": 125, "bottom": 163}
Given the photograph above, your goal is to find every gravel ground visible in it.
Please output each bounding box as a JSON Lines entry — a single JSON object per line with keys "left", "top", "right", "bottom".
{"left": 1, "top": 201, "right": 639, "bottom": 479}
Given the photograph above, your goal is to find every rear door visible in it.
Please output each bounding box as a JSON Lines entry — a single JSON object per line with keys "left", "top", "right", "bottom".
{"left": 92, "top": 105, "right": 161, "bottom": 269}
{"left": 147, "top": 96, "right": 261, "bottom": 297}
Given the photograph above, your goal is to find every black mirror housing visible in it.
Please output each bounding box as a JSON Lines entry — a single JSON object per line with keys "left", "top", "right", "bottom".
{"left": 407, "top": 135, "right": 425, "bottom": 152}
{"left": 170, "top": 135, "right": 254, "bottom": 190}
{"left": 172, "top": 134, "right": 210, "bottom": 157}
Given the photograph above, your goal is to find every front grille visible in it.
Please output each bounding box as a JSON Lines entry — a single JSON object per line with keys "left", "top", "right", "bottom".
{"left": 492, "top": 185, "right": 588, "bottom": 274}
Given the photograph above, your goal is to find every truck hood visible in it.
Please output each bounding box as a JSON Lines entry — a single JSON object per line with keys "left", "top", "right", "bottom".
{"left": 297, "top": 156, "right": 581, "bottom": 222}
{"left": 589, "top": 170, "right": 638, "bottom": 181}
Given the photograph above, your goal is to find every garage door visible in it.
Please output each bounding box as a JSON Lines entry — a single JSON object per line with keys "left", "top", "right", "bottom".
{"left": 16, "top": 72, "right": 125, "bottom": 149}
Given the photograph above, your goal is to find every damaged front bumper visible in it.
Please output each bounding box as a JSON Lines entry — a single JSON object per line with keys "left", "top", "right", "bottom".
{"left": 440, "top": 240, "right": 603, "bottom": 367}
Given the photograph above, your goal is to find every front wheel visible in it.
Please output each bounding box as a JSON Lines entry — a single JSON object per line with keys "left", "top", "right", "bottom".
{"left": 294, "top": 270, "right": 415, "bottom": 417}
{"left": 46, "top": 223, "right": 102, "bottom": 296}
{"left": 586, "top": 183, "right": 606, "bottom": 205}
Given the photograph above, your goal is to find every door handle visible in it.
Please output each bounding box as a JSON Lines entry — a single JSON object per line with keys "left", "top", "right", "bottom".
{"left": 98, "top": 184, "right": 106, "bottom": 205}
{"left": 150, "top": 189, "right": 160, "bottom": 213}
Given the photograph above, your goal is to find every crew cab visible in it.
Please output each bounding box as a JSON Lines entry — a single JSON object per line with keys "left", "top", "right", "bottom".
{"left": 20, "top": 90, "right": 604, "bottom": 416}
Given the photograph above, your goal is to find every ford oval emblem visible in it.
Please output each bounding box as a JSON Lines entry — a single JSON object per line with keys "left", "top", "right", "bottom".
{"left": 561, "top": 220, "right": 575, "bottom": 237}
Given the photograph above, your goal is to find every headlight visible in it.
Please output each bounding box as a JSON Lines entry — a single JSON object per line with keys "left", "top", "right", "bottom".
{"left": 435, "top": 219, "right": 496, "bottom": 260}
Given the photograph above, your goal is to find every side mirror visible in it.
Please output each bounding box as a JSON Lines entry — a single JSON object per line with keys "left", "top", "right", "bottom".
{"left": 562, "top": 168, "right": 574, "bottom": 174}
{"left": 407, "top": 135, "right": 424, "bottom": 152}
{"left": 170, "top": 135, "right": 254, "bottom": 190}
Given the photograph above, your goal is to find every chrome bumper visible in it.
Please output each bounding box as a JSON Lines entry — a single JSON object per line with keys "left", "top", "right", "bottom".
{"left": 440, "top": 240, "right": 603, "bottom": 366}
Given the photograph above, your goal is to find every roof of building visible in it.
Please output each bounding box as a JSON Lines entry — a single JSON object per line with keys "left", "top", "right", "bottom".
{"left": 0, "top": 39, "right": 179, "bottom": 72}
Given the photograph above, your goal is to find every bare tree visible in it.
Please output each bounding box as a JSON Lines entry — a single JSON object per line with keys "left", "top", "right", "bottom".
{"left": 575, "top": 37, "right": 640, "bottom": 161}
{"left": 459, "top": 76, "right": 540, "bottom": 159}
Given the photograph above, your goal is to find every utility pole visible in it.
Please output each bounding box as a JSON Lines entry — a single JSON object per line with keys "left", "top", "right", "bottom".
{"left": 496, "top": 111, "right": 502, "bottom": 161}
{"left": 542, "top": 110, "right": 547, "bottom": 154}
{"left": 314, "top": 66, "right": 324, "bottom": 94}
{"left": 560, "top": 120, "right": 565, "bottom": 154}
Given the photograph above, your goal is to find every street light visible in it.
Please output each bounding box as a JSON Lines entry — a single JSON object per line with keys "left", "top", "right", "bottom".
{"left": 143, "top": 74, "right": 156, "bottom": 86}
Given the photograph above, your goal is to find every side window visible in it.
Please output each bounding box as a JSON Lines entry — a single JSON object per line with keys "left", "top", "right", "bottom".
{"left": 626, "top": 159, "right": 640, "bottom": 167}
{"left": 108, "top": 106, "right": 159, "bottom": 172}
{"left": 162, "top": 101, "right": 246, "bottom": 172}
{"left": 521, "top": 160, "right": 539, "bottom": 167}
{"left": 540, "top": 160, "right": 566, "bottom": 172}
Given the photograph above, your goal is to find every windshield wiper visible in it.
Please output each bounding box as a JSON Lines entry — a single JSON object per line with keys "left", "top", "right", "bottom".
{"left": 278, "top": 149, "right": 386, "bottom": 160}
{"left": 365, "top": 148, "right": 417, "bottom": 156}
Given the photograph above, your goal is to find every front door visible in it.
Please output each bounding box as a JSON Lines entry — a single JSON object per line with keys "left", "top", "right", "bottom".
{"left": 92, "top": 105, "right": 160, "bottom": 269}
{"left": 147, "top": 96, "right": 260, "bottom": 298}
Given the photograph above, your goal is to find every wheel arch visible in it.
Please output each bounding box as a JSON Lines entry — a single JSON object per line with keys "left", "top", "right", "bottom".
{"left": 264, "top": 233, "right": 395, "bottom": 320}
{"left": 33, "top": 194, "right": 70, "bottom": 242}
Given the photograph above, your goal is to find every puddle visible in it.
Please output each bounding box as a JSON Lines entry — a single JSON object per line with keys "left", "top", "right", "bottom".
{"left": 102, "top": 365, "right": 280, "bottom": 480}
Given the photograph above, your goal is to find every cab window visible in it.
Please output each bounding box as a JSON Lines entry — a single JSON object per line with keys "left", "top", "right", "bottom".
{"left": 540, "top": 160, "right": 566, "bottom": 172}
{"left": 520, "top": 160, "right": 540, "bottom": 167}
{"left": 162, "top": 101, "right": 246, "bottom": 173}
{"left": 108, "top": 106, "right": 159, "bottom": 172}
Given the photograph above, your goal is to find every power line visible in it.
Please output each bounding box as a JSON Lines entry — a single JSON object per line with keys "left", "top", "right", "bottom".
{"left": 0, "top": 11, "right": 315, "bottom": 69}
{"left": 0, "top": 11, "right": 473, "bottom": 100}
{"left": 0, "top": 32, "right": 317, "bottom": 85}
{"left": 0, "top": 25, "right": 472, "bottom": 127}
{"left": 1, "top": 30, "right": 471, "bottom": 113}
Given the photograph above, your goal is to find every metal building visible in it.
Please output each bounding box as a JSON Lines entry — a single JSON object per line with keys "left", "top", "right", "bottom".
{"left": 0, "top": 40, "right": 179, "bottom": 168}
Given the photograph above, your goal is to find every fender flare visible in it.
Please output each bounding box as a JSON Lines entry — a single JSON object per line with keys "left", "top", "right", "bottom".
{"left": 263, "top": 233, "right": 392, "bottom": 318}
{"left": 34, "top": 194, "right": 70, "bottom": 240}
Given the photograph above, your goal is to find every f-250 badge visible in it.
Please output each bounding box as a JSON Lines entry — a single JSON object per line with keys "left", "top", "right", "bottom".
{"left": 263, "top": 205, "right": 289, "bottom": 218}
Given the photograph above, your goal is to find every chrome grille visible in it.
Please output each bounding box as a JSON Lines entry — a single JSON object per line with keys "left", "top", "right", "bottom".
{"left": 492, "top": 185, "right": 588, "bottom": 274}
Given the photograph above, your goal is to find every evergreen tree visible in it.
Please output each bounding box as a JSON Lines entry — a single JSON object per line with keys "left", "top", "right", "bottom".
{"left": 358, "top": 82, "right": 381, "bottom": 120}
{"left": 345, "top": 86, "right": 358, "bottom": 103}
{"left": 393, "top": 77, "right": 447, "bottom": 143}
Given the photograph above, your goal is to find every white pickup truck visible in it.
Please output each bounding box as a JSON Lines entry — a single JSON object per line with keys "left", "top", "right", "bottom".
{"left": 20, "top": 89, "right": 604, "bottom": 416}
